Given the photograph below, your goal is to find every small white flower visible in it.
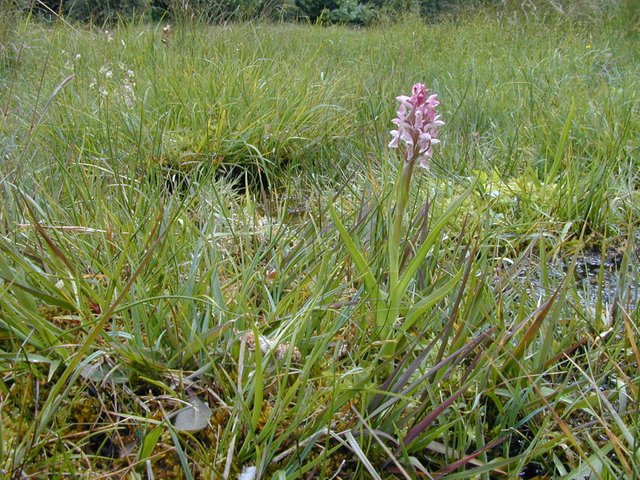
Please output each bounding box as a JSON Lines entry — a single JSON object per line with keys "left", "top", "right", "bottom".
{"left": 99, "top": 65, "right": 113, "bottom": 78}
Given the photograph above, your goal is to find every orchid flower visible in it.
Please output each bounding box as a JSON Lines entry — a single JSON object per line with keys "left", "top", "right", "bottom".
{"left": 332, "top": 82, "right": 474, "bottom": 364}
{"left": 389, "top": 83, "right": 444, "bottom": 169}
{"left": 331, "top": 81, "right": 470, "bottom": 364}
{"left": 386, "top": 83, "right": 444, "bottom": 351}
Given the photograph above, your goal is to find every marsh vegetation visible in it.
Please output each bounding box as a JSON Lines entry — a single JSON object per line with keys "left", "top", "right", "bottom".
{"left": 1, "top": 1, "right": 639, "bottom": 477}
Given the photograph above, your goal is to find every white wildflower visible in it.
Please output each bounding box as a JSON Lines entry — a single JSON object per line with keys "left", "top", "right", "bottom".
{"left": 99, "top": 65, "right": 113, "bottom": 78}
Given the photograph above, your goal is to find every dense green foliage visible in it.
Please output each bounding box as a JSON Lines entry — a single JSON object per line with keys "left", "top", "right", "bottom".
{"left": 12, "top": 0, "right": 483, "bottom": 24}
{"left": 10, "top": 0, "right": 632, "bottom": 27}
{"left": 11, "top": 0, "right": 630, "bottom": 25}
{"left": 1, "top": 2, "right": 639, "bottom": 478}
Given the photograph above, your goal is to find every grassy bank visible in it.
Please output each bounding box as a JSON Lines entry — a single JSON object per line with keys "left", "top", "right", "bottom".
{"left": 1, "top": 5, "right": 639, "bottom": 478}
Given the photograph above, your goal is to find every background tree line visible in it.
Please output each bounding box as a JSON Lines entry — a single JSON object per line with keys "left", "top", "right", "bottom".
{"left": 9, "top": 0, "right": 493, "bottom": 26}
{"left": 6, "top": 0, "right": 634, "bottom": 28}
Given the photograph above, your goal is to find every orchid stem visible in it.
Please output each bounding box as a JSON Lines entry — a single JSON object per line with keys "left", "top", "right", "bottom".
{"left": 382, "top": 158, "right": 415, "bottom": 359}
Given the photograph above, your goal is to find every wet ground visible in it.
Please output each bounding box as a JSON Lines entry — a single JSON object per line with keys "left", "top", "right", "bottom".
{"left": 503, "top": 233, "right": 639, "bottom": 316}
{"left": 570, "top": 234, "right": 640, "bottom": 313}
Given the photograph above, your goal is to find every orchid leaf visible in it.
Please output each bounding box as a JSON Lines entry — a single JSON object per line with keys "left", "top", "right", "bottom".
{"left": 329, "top": 202, "right": 380, "bottom": 299}
{"left": 396, "top": 180, "right": 475, "bottom": 299}
{"left": 403, "top": 267, "right": 463, "bottom": 330}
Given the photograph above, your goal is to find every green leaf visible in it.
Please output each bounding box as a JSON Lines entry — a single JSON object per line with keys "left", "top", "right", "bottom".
{"left": 546, "top": 99, "right": 575, "bottom": 182}
{"left": 138, "top": 425, "right": 165, "bottom": 462}
{"left": 329, "top": 202, "right": 380, "bottom": 299}
{"left": 175, "top": 320, "right": 234, "bottom": 364}
{"left": 0, "top": 276, "right": 76, "bottom": 311}
{"left": 47, "top": 360, "right": 61, "bottom": 382}
{"left": 397, "top": 180, "right": 476, "bottom": 298}
{"left": 403, "top": 268, "right": 463, "bottom": 330}
{"left": 502, "top": 287, "right": 561, "bottom": 374}
{"left": 0, "top": 252, "right": 38, "bottom": 312}
{"left": 0, "top": 352, "right": 53, "bottom": 364}
{"left": 166, "top": 421, "right": 195, "bottom": 480}
{"left": 251, "top": 325, "right": 264, "bottom": 431}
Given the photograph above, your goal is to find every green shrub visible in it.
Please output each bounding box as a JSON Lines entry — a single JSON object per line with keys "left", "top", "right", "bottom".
{"left": 295, "top": 0, "right": 336, "bottom": 21}
{"left": 328, "top": 0, "right": 376, "bottom": 24}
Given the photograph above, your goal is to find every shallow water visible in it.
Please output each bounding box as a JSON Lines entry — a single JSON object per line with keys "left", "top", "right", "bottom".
{"left": 505, "top": 234, "right": 639, "bottom": 317}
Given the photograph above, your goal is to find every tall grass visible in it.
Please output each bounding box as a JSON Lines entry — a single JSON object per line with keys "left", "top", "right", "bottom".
{"left": 1, "top": 3, "right": 639, "bottom": 478}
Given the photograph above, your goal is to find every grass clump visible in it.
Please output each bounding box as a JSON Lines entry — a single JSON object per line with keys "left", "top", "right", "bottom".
{"left": 1, "top": 3, "right": 639, "bottom": 478}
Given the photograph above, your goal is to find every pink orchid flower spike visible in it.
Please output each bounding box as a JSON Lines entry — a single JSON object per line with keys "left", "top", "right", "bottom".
{"left": 389, "top": 83, "right": 444, "bottom": 169}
